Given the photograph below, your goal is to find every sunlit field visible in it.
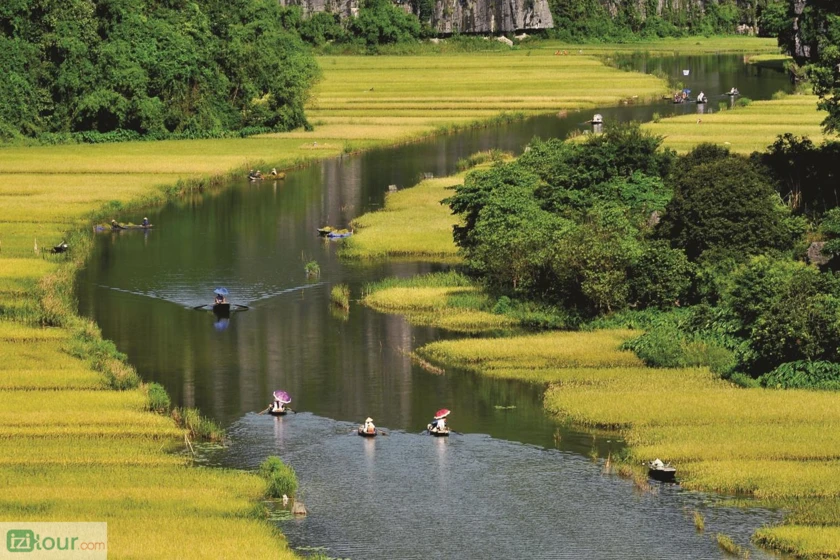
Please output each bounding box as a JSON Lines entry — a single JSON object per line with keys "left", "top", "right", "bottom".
{"left": 342, "top": 175, "right": 463, "bottom": 261}
{"left": 417, "top": 328, "right": 840, "bottom": 557}
{"left": 0, "top": 36, "right": 801, "bottom": 557}
{"left": 643, "top": 95, "right": 831, "bottom": 153}
{"left": 308, "top": 53, "right": 667, "bottom": 137}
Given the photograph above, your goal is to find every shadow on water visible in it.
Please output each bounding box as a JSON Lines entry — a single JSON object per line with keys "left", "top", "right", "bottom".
{"left": 77, "top": 55, "right": 793, "bottom": 559}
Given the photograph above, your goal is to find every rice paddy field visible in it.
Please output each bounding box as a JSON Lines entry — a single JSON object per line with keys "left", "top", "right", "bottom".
{"left": 643, "top": 94, "right": 831, "bottom": 153}
{"left": 303, "top": 52, "right": 667, "bottom": 140}
{"left": 0, "top": 36, "right": 817, "bottom": 557}
{"left": 362, "top": 273, "right": 517, "bottom": 332}
{"left": 341, "top": 174, "right": 464, "bottom": 261}
{"left": 415, "top": 329, "right": 840, "bottom": 558}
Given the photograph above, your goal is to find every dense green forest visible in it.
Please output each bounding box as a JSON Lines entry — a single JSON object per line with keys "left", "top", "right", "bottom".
{"left": 0, "top": 0, "right": 319, "bottom": 141}
{"left": 447, "top": 125, "right": 840, "bottom": 388}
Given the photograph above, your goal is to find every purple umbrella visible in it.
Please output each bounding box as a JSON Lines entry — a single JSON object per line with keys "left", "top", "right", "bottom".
{"left": 273, "top": 390, "right": 291, "bottom": 404}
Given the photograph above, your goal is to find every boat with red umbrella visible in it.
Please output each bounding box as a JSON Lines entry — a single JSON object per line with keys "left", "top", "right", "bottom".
{"left": 269, "top": 390, "right": 292, "bottom": 416}
{"left": 427, "top": 408, "right": 451, "bottom": 436}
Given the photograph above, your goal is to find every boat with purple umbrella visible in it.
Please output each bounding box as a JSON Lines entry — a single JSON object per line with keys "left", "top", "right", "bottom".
{"left": 269, "top": 390, "right": 292, "bottom": 416}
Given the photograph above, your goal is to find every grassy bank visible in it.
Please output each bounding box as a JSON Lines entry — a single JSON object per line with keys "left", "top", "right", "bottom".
{"left": 416, "top": 330, "right": 840, "bottom": 558}
{"left": 362, "top": 272, "right": 516, "bottom": 332}
{"left": 341, "top": 175, "right": 463, "bottom": 262}
{"left": 643, "top": 94, "right": 829, "bottom": 153}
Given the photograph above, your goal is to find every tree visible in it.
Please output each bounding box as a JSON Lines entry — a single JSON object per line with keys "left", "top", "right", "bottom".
{"left": 657, "top": 145, "right": 799, "bottom": 261}
{"left": 346, "top": 0, "right": 421, "bottom": 46}
{"left": 777, "top": 1, "right": 840, "bottom": 132}
{"left": 759, "top": 134, "right": 840, "bottom": 215}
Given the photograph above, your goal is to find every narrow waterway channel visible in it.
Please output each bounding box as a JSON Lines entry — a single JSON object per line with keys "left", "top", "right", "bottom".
{"left": 77, "top": 54, "right": 792, "bottom": 559}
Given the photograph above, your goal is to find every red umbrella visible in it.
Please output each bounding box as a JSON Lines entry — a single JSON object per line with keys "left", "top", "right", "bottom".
{"left": 434, "top": 409, "right": 450, "bottom": 419}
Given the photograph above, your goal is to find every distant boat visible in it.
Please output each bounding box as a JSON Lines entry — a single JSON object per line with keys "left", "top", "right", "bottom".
{"left": 592, "top": 114, "right": 603, "bottom": 125}
{"left": 427, "top": 427, "right": 450, "bottom": 437}
{"left": 357, "top": 427, "right": 377, "bottom": 437}
{"left": 94, "top": 223, "right": 153, "bottom": 232}
{"left": 327, "top": 230, "right": 353, "bottom": 239}
{"left": 647, "top": 460, "right": 677, "bottom": 482}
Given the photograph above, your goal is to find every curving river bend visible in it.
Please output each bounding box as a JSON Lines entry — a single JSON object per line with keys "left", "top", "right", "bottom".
{"left": 78, "top": 55, "right": 792, "bottom": 559}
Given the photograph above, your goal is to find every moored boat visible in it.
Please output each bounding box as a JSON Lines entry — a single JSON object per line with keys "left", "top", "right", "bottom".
{"left": 94, "top": 223, "right": 154, "bottom": 232}
{"left": 647, "top": 459, "right": 677, "bottom": 482}
{"left": 327, "top": 231, "right": 352, "bottom": 239}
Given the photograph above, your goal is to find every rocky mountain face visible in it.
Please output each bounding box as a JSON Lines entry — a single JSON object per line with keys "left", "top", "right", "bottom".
{"left": 278, "top": 0, "right": 766, "bottom": 35}
{"left": 279, "top": 0, "right": 554, "bottom": 33}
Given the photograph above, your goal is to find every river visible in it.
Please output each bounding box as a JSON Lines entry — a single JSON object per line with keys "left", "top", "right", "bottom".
{"left": 77, "top": 54, "right": 792, "bottom": 559}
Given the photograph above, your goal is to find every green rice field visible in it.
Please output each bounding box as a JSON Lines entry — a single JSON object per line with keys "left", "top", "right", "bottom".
{"left": 644, "top": 95, "right": 831, "bottom": 153}
{"left": 342, "top": 175, "right": 464, "bottom": 262}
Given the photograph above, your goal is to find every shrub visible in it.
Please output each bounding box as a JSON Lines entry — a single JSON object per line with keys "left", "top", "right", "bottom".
{"left": 173, "top": 408, "right": 224, "bottom": 442}
{"left": 259, "top": 456, "right": 298, "bottom": 498}
{"left": 629, "top": 241, "right": 694, "bottom": 309}
{"left": 330, "top": 284, "right": 350, "bottom": 310}
{"left": 146, "top": 383, "right": 171, "bottom": 413}
{"left": 304, "top": 261, "right": 320, "bottom": 278}
{"left": 759, "top": 361, "right": 840, "bottom": 390}
{"left": 623, "top": 325, "right": 685, "bottom": 368}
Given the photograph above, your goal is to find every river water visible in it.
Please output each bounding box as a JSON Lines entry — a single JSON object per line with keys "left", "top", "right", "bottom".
{"left": 77, "top": 55, "right": 792, "bottom": 559}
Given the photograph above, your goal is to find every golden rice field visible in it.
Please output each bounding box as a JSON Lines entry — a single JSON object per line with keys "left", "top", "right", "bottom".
{"left": 417, "top": 329, "right": 840, "bottom": 558}
{"left": 363, "top": 286, "right": 516, "bottom": 332}
{"left": 643, "top": 95, "right": 833, "bottom": 153}
{"left": 538, "top": 36, "right": 781, "bottom": 56}
{"left": 0, "top": 36, "right": 802, "bottom": 557}
{"left": 306, "top": 53, "right": 667, "bottom": 138}
{"left": 342, "top": 175, "right": 463, "bottom": 261}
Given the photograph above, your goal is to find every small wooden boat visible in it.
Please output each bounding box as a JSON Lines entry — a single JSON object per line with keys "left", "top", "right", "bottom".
{"left": 357, "top": 427, "right": 377, "bottom": 437}
{"left": 327, "top": 230, "right": 353, "bottom": 239}
{"left": 94, "top": 223, "right": 153, "bottom": 232}
{"left": 317, "top": 227, "right": 334, "bottom": 236}
{"left": 269, "top": 407, "right": 288, "bottom": 416}
{"left": 213, "top": 302, "right": 231, "bottom": 315}
{"left": 647, "top": 460, "right": 677, "bottom": 482}
{"left": 427, "top": 424, "right": 450, "bottom": 437}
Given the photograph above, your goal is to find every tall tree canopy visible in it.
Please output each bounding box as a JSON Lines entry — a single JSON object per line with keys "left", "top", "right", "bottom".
{"left": 0, "top": 0, "right": 319, "bottom": 139}
{"left": 777, "top": 1, "right": 840, "bottom": 132}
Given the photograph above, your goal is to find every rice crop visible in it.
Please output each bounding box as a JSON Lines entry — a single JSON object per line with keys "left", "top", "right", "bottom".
{"left": 643, "top": 95, "right": 834, "bottom": 154}
{"left": 361, "top": 272, "right": 517, "bottom": 332}
{"left": 537, "top": 36, "right": 780, "bottom": 56}
{"left": 417, "top": 326, "right": 840, "bottom": 557}
{"left": 0, "top": 37, "right": 794, "bottom": 557}
{"left": 341, "top": 175, "right": 463, "bottom": 261}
